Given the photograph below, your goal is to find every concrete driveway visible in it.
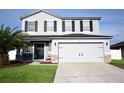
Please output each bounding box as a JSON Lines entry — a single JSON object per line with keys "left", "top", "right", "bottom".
{"left": 54, "top": 63, "right": 124, "bottom": 83}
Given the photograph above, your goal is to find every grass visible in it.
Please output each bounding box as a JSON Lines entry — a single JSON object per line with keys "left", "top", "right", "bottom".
{"left": 0, "top": 64, "right": 57, "bottom": 83}
{"left": 110, "top": 60, "right": 124, "bottom": 69}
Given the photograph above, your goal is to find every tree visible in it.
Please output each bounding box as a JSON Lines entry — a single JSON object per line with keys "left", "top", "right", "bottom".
{"left": 0, "top": 24, "right": 30, "bottom": 66}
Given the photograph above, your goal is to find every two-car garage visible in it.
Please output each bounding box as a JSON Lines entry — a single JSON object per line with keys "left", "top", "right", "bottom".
{"left": 58, "top": 42, "right": 104, "bottom": 62}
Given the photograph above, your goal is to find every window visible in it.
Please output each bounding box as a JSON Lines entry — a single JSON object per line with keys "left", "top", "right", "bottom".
{"left": 83, "top": 21, "right": 90, "bottom": 31}
{"left": 65, "top": 21, "right": 72, "bottom": 31}
{"left": 25, "top": 21, "right": 38, "bottom": 32}
{"left": 23, "top": 46, "right": 32, "bottom": 53}
{"left": 44, "top": 21, "right": 57, "bottom": 32}
{"left": 47, "top": 21, "right": 54, "bottom": 31}
{"left": 27, "top": 21, "right": 35, "bottom": 31}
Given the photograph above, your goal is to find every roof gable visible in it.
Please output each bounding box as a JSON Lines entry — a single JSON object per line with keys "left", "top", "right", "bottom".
{"left": 20, "top": 10, "right": 61, "bottom": 20}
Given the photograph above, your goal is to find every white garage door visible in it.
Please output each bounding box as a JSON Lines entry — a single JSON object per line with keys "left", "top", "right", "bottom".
{"left": 59, "top": 42, "right": 104, "bottom": 62}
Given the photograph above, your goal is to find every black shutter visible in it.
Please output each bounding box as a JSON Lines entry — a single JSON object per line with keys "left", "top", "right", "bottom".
{"left": 44, "top": 21, "right": 47, "bottom": 32}
{"left": 54, "top": 21, "right": 57, "bottom": 32}
{"left": 62, "top": 21, "right": 65, "bottom": 32}
{"left": 90, "top": 20, "right": 93, "bottom": 32}
{"left": 80, "top": 21, "right": 83, "bottom": 32}
{"left": 35, "top": 21, "right": 38, "bottom": 32}
{"left": 72, "top": 21, "right": 75, "bottom": 32}
{"left": 25, "top": 21, "right": 28, "bottom": 32}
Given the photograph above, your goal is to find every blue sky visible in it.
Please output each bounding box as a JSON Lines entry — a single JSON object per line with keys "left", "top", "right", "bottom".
{"left": 0, "top": 9, "right": 124, "bottom": 45}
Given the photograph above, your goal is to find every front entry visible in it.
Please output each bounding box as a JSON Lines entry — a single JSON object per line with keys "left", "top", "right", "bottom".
{"left": 34, "top": 44, "right": 44, "bottom": 60}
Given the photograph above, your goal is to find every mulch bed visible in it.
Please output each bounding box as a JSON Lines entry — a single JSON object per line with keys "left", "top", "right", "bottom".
{"left": 0, "top": 62, "right": 30, "bottom": 68}
{"left": 40, "top": 60, "right": 51, "bottom": 64}
{"left": 0, "top": 59, "right": 57, "bottom": 68}
{"left": 40, "top": 60, "right": 57, "bottom": 64}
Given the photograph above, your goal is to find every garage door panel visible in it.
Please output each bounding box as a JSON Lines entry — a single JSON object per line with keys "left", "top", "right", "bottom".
{"left": 59, "top": 43, "right": 104, "bottom": 62}
{"left": 59, "top": 44, "right": 81, "bottom": 57}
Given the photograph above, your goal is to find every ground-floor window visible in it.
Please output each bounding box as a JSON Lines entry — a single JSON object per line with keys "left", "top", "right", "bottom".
{"left": 23, "top": 46, "right": 32, "bottom": 53}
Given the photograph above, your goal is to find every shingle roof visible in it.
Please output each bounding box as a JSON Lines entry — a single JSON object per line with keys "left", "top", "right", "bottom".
{"left": 28, "top": 33, "right": 112, "bottom": 41}
{"left": 29, "top": 36, "right": 51, "bottom": 42}
{"left": 111, "top": 41, "right": 124, "bottom": 49}
{"left": 20, "top": 10, "right": 101, "bottom": 20}
{"left": 51, "top": 33, "right": 112, "bottom": 37}
{"left": 61, "top": 17, "right": 101, "bottom": 20}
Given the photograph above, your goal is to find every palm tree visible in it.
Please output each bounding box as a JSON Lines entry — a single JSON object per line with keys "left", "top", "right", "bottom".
{"left": 0, "top": 24, "right": 30, "bottom": 66}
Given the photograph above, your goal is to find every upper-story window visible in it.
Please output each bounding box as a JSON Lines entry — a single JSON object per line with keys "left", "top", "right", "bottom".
{"left": 44, "top": 21, "right": 57, "bottom": 32}
{"left": 80, "top": 20, "right": 93, "bottom": 32}
{"left": 83, "top": 21, "right": 90, "bottom": 31}
{"left": 65, "top": 21, "right": 72, "bottom": 31}
{"left": 62, "top": 21, "right": 75, "bottom": 32}
{"left": 47, "top": 21, "right": 54, "bottom": 31}
{"left": 25, "top": 21, "right": 38, "bottom": 32}
{"left": 28, "top": 21, "right": 35, "bottom": 31}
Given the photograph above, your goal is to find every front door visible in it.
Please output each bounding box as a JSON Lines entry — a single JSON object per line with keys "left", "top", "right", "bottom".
{"left": 34, "top": 44, "right": 44, "bottom": 59}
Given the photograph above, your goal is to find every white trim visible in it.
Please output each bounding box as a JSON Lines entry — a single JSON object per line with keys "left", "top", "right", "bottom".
{"left": 32, "top": 43, "right": 35, "bottom": 61}
{"left": 26, "top": 19, "right": 37, "bottom": 21}
{"left": 45, "top": 19, "right": 57, "bottom": 21}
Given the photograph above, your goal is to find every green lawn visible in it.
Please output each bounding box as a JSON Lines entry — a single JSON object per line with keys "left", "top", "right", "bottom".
{"left": 110, "top": 60, "right": 124, "bottom": 69}
{"left": 0, "top": 64, "right": 57, "bottom": 83}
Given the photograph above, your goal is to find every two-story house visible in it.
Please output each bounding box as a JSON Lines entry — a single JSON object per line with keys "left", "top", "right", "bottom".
{"left": 20, "top": 10, "right": 112, "bottom": 63}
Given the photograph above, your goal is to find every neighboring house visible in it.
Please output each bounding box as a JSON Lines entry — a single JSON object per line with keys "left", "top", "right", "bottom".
{"left": 111, "top": 41, "right": 124, "bottom": 59}
{"left": 20, "top": 10, "right": 112, "bottom": 63}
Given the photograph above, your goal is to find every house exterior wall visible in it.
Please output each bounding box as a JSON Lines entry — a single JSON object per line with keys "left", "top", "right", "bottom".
{"left": 20, "top": 11, "right": 111, "bottom": 63}
{"left": 50, "top": 39, "right": 110, "bottom": 63}
{"left": 22, "top": 12, "right": 100, "bottom": 35}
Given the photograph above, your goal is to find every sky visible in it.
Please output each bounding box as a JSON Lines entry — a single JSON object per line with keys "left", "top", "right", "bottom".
{"left": 0, "top": 9, "right": 124, "bottom": 45}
